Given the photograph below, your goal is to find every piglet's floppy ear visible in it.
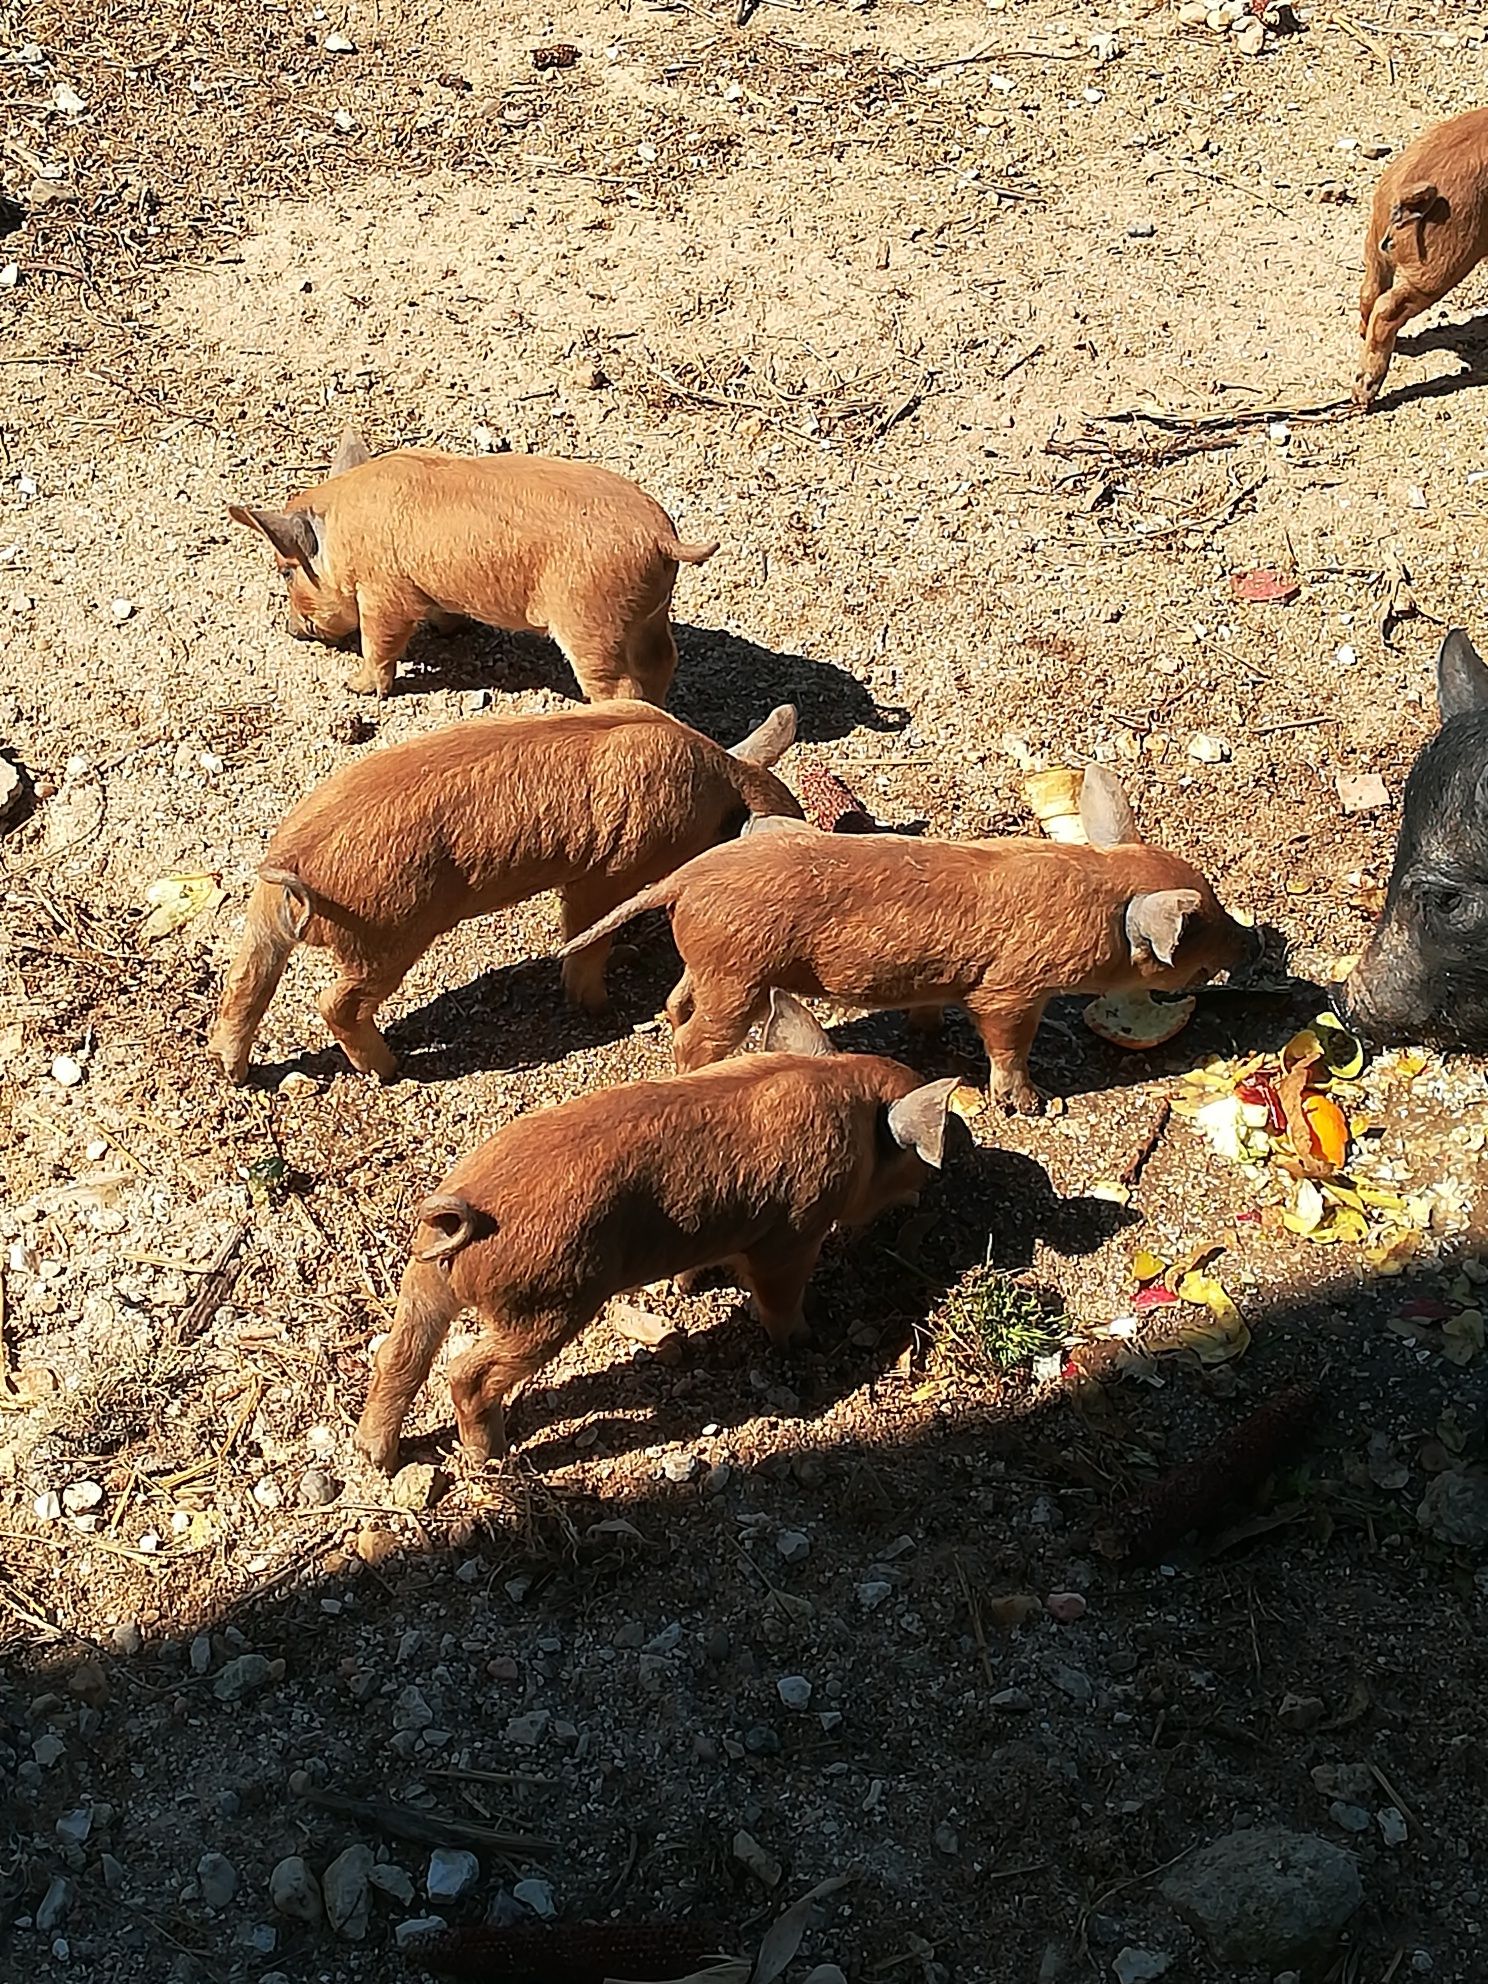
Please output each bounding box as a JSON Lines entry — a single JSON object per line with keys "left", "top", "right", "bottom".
{"left": 731, "top": 704, "right": 797, "bottom": 766}
{"left": 1079, "top": 764, "right": 1142, "bottom": 849}
{"left": 886, "top": 1078, "right": 962, "bottom": 1169}
{"left": 228, "top": 504, "right": 320, "bottom": 574}
{"left": 1436, "top": 629, "right": 1488, "bottom": 724}
{"left": 328, "top": 426, "right": 372, "bottom": 478}
{"left": 760, "top": 989, "right": 833, "bottom": 1057}
{"left": 1126, "top": 888, "right": 1202, "bottom": 967}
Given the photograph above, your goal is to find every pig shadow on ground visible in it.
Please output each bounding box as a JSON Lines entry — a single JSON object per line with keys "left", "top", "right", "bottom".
{"left": 1372, "top": 316, "right": 1488, "bottom": 410}
{"left": 810, "top": 974, "right": 1314, "bottom": 1112}
{"left": 385, "top": 620, "right": 906, "bottom": 747}
{"left": 242, "top": 957, "right": 640, "bottom": 1091}
{"left": 503, "top": 1141, "right": 1136, "bottom": 1472}
{"left": 667, "top": 625, "right": 908, "bottom": 746}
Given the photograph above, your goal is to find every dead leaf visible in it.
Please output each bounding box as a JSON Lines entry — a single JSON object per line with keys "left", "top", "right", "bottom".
{"left": 985, "top": 1593, "right": 1041, "bottom": 1634}
{"left": 750, "top": 1871, "right": 857, "bottom": 1984}
{"left": 139, "top": 872, "right": 225, "bottom": 942}
{"left": 1442, "top": 1308, "right": 1485, "bottom": 1367}
{"left": 1173, "top": 1271, "right": 1251, "bottom": 1363}
{"left": 1318, "top": 1679, "right": 1372, "bottom": 1732}
{"left": 1228, "top": 567, "right": 1300, "bottom": 604}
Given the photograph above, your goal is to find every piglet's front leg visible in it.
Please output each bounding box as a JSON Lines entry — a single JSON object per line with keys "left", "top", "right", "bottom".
{"left": 345, "top": 594, "right": 420, "bottom": 698}
{"left": 966, "top": 994, "right": 1047, "bottom": 1116}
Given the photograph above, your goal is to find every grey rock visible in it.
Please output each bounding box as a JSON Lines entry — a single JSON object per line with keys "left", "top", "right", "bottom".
{"left": 213, "top": 1654, "right": 272, "bottom": 1703}
{"left": 1161, "top": 1829, "right": 1362, "bottom": 1967}
{"left": 990, "top": 1688, "right": 1032, "bottom": 1712}
{"left": 426, "top": 1848, "right": 480, "bottom": 1903}
{"left": 242, "top": 1924, "right": 276, "bottom": 1955}
{"left": 1417, "top": 1469, "right": 1488, "bottom": 1551}
{"left": 1277, "top": 1693, "right": 1325, "bottom": 1732}
{"left": 322, "top": 1843, "right": 374, "bottom": 1940}
{"left": 856, "top": 1580, "right": 892, "bottom": 1610}
{"left": 189, "top": 1635, "right": 212, "bottom": 1676}
{"left": 393, "top": 1685, "right": 434, "bottom": 1732}
{"left": 1126, "top": 221, "right": 1156, "bottom": 239}
{"left": 802, "top": 1970, "right": 849, "bottom": 1984}
{"left": 298, "top": 1468, "right": 338, "bottom": 1507}
{"left": 32, "top": 1733, "right": 65, "bottom": 1768}
{"left": 396, "top": 1916, "right": 448, "bottom": 1947}
{"left": 1379, "top": 1807, "right": 1408, "bottom": 1848}
{"left": 504, "top": 1710, "right": 549, "bottom": 1747}
{"left": 269, "top": 1855, "right": 322, "bottom": 1925}
{"left": 0, "top": 755, "right": 28, "bottom": 829}
{"left": 55, "top": 1807, "right": 93, "bottom": 1847}
{"left": 1050, "top": 1664, "right": 1093, "bottom": 1704}
{"left": 197, "top": 1852, "right": 238, "bottom": 1911}
{"left": 775, "top": 1529, "right": 810, "bottom": 1563}
{"left": 1329, "top": 1801, "right": 1372, "bottom": 1835}
{"left": 36, "top": 1877, "right": 74, "bottom": 1932}
{"left": 513, "top": 1877, "right": 556, "bottom": 1919}
{"left": 369, "top": 1863, "right": 415, "bottom": 1905}
{"left": 776, "top": 1675, "right": 812, "bottom": 1711}
{"left": 1113, "top": 1952, "right": 1170, "bottom": 1984}
{"left": 100, "top": 1855, "right": 125, "bottom": 1891}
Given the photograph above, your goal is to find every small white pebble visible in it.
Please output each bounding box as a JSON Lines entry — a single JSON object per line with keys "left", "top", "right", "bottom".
{"left": 137, "top": 1531, "right": 161, "bottom": 1554}
{"left": 110, "top": 598, "right": 134, "bottom": 622}
{"left": 51, "top": 1055, "right": 84, "bottom": 1088}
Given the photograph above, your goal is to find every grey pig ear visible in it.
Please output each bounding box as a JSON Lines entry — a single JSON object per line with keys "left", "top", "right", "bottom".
{"left": 759, "top": 990, "right": 832, "bottom": 1058}
{"left": 1126, "top": 888, "right": 1203, "bottom": 967}
{"left": 731, "top": 705, "right": 797, "bottom": 766}
{"left": 328, "top": 426, "right": 372, "bottom": 477}
{"left": 227, "top": 504, "right": 320, "bottom": 574}
{"left": 1436, "top": 629, "right": 1488, "bottom": 723}
{"left": 885, "top": 1077, "right": 962, "bottom": 1169}
{"left": 1079, "top": 764, "right": 1142, "bottom": 848}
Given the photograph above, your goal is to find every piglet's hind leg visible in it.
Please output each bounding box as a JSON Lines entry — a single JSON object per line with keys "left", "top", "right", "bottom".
{"left": 449, "top": 1327, "right": 565, "bottom": 1465}
{"left": 356, "top": 1256, "right": 462, "bottom": 1472}
{"left": 739, "top": 1241, "right": 824, "bottom": 1352}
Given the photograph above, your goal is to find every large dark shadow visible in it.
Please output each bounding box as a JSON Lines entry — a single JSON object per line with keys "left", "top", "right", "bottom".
{"left": 667, "top": 625, "right": 907, "bottom": 746}
{"left": 387, "top": 622, "right": 905, "bottom": 746}
{"left": 1371, "top": 313, "right": 1488, "bottom": 412}
{"left": 1395, "top": 311, "right": 1488, "bottom": 366}
{"left": 9, "top": 1236, "right": 1488, "bottom": 1982}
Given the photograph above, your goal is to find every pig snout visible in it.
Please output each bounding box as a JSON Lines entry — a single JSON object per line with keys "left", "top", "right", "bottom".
{"left": 1339, "top": 889, "right": 1488, "bottom": 1047}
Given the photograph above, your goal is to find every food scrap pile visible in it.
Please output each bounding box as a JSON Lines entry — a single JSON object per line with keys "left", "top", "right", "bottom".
{"left": 1177, "top": 1016, "right": 1425, "bottom": 1265}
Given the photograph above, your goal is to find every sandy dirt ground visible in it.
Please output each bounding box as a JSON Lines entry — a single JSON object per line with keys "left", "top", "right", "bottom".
{"left": 5, "top": 1, "right": 1488, "bottom": 1980}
